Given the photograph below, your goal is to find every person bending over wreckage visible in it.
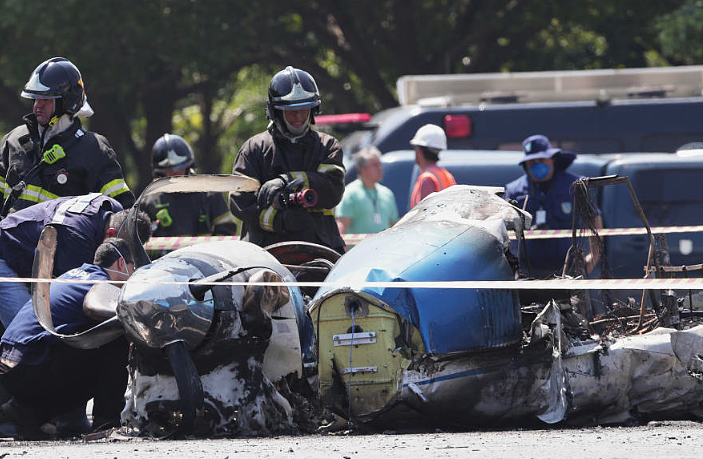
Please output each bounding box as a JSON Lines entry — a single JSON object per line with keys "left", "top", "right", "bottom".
{"left": 0, "top": 193, "right": 151, "bottom": 329}
{"left": 0, "top": 239, "right": 134, "bottom": 439}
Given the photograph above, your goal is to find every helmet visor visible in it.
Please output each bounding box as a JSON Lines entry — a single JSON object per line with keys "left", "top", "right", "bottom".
{"left": 21, "top": 71, "right": 62, "bottom": 99}
{"left": 275, "top": 99, "right": 320, "bottom": 111}
{"left": 156, "top": 147, "right": 192, "bottom": 169}
{"left": 272, "top": 71, "right": 317, "bottom": 97}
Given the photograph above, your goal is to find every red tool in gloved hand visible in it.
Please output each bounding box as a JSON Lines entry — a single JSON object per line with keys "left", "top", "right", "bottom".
{"left": 272, "top": 178, "right": 317, "bottom": 209}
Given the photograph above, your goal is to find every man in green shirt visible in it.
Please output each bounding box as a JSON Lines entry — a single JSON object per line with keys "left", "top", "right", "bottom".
{"left": 336, "top": 146, "right": 398, "bottom": 235}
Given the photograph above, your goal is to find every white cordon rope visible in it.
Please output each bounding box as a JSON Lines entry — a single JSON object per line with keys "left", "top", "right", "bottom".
{"left": 18, "top": 224, "right": 702, "bottom": 290}
{"left": 143, "top": 224, "right": 703, "bottom": 250}
{"left": 11, "top": 276, "right": 703, "bottom": 290}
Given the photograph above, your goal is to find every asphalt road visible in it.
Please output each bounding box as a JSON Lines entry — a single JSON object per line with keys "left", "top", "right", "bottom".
{"left": 0, "top": 420, "right": 700, "bottom": 459}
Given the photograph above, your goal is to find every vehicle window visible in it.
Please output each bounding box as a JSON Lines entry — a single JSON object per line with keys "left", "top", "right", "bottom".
{"left": 340, "top": 130, "right": 372, "bottom": 156}
{"left": 640, "top": 134, "right": 703, "bottom": 153}
{"left": 557, "top": 139, "right": 623, "bottom": 153}
{"left": 634, "top": 169, "right": 702, "bottom": 205}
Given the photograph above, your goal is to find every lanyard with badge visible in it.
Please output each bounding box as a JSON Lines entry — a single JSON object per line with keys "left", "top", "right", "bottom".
{"left": 535, "top": 209, "right": 547, "bottom": 227}
{"left": 529, "top": 182, "right": 548, "bottom": 228}
{"left": 368, "top": 187, "right": 381, "bottom": 224}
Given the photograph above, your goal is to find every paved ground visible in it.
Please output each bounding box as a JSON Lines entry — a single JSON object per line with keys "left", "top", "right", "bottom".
{"left": 0, "top": 420, "right": 700, "bottom": 459}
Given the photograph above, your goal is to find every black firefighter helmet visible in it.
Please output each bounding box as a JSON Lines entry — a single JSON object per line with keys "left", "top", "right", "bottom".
{"left": 21, "top": 57, "right": 91, "bottom": 118}
{"left": 152, "top": 133, "right": 196, "bottom": 178}
{"left": 266, "top": 66, "right": 321, "bottom": 138}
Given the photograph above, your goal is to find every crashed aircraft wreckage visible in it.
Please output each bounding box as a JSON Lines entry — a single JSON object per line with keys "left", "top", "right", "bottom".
{"left": 310, "top": 185, "right": 703, "bottom": 429}
{"left": 32, "top": 175, "right": 326, "bottom": 437}
{"left": 30, "top": 179, "right": 703, "bottom": 436}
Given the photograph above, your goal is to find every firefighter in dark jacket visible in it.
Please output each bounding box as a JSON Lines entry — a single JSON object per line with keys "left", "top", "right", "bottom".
{"left": 142, "top": 133, "right": 237, "bottom": 241}
{"left": 229, "top": 66, "right": 346, "bottom": 254}
{"left": 0, "top": 57, "right": 134, "bottom": 217}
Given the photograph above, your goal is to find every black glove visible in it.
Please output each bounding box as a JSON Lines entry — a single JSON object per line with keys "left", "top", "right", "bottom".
{"left": 275, "top": 208, "right": 312, "bottom": 233}
{"left": 257, "top": 177, "right": 287, "bottom": 210}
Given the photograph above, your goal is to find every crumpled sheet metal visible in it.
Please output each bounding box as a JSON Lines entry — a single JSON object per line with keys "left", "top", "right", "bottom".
{"left": 563, "top": 325, "right": 703, "bottom": 425}
{"left": 312, "top": 186, "right": 523, "bottom": 355}
{"left": 671, "top": 329, "right": 703, "bottom": 373}
{"left": 394, "top": 304, "right": 703, "bottom": 427}
{"left": 118, "top": 257, "right": 216, "bottom": 351}
{"left": 120, "top": 241, "right": 304, "bottom": 437}
{"left": 397, "top": 185, "right": 531, "bottom": 249}
{"left": 122, "top": 352, "right": 294, "bottom": 436}
{"left": 122, "top": 297, "right": 296, "bottom": 437}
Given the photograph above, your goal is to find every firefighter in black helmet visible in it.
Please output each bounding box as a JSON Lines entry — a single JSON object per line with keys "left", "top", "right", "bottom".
{"left": 0, "top": 57, "right": 134, "bottom": 217}
{"left": 152, "top": 133, "right": 196, "bottom": 177}
{"left": 229, "top": 66, "right": 345, "bottom": 254}
{"left": 142, "top": 133, "right": 236, "bottom": 246}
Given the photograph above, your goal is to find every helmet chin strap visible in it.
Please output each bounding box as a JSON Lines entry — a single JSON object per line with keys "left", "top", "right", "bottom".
{"left": 39, "top": 114, "right": 73, "bottom": 146}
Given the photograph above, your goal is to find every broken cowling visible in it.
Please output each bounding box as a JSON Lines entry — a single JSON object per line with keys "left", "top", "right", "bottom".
{"left": 117, "top": 241, "right": 309, "bottom": 437}
{"left": 314, "top": 186, "right": 527, "bottom": 354}
{"left": 310, "top": 186, "right": 530, "bottom": 422}
{"left": 117, "top": 256, "right": 212, "bottom": 436}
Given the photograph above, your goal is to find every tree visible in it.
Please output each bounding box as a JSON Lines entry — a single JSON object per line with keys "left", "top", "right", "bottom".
{"left": 0, "top": 0, "right": 270, "bottom": 193}
{"left": 0, "top": 0, "right": 690, "bottom": 196}
{"left": 258, "top": 0, "right": 686, "bottom": 115}
{"left": 656, "top": 0, "right": 703, "bottom": 65}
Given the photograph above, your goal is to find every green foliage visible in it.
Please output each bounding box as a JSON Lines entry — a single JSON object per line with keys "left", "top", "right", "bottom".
{"left": 657, "top": 0, "right": 703, "bottom": 64}
{"left": 0, "top": 0, "right": 693, "bottom": 194}
{"left": 172, "top": 65, "right": 271, "bottom": 174}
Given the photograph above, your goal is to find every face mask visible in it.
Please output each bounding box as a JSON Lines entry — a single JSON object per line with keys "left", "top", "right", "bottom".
{"left": 104, "top": 266, "right": 130, "bottom": 278}
{"left": 529, "top": 162, "right": 552, "bottom": 180}
{"left": 105, "top": 243, "right": 132, "bottom": 278}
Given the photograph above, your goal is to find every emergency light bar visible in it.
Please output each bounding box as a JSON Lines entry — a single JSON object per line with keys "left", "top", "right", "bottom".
{"left": 315, "top": 113, "right": 372, "bottom": 125}
{"left": 397, "top": 66, "right": 703, "bottom": 106}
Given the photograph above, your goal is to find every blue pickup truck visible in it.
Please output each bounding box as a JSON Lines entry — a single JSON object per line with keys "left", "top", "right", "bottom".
{"left": 376, "top": 149, "right": 703, "bottom": 281}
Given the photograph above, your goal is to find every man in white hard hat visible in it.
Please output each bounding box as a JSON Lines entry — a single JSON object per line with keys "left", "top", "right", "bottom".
{"left": 409, "top": 124, "right": 456, "bottom": 208}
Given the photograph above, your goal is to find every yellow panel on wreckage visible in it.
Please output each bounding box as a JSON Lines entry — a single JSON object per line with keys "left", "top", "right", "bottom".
{"left": 310, "top": 289, "right": 425, "bottom": 420}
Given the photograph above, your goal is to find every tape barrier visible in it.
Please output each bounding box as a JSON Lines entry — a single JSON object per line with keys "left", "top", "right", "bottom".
{"left": 146, "top": 235, "right": 236, "bottom": 250}
{"left": 144, "top": 224, "right": 703, "bottom": 251}
{"left": 515, "top": 224, "right": 703, "bottom": 240}
{"left": 9, "top": 276, "right": 703, "bottom": 290}
{"left": 346, "top": 224, "right": 703, "bottom": 243}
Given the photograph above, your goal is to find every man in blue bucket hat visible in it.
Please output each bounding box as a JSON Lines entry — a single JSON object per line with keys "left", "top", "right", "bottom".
{"left": 505, "top": 134, "right": 601, "bottom": 279}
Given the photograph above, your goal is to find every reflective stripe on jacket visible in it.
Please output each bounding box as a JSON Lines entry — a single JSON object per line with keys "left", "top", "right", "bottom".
{"left": 229, "top": 128, "right": 345, "bottom": 253}
{"left": 0, "top": 114, "right": 134, "bottom": 216}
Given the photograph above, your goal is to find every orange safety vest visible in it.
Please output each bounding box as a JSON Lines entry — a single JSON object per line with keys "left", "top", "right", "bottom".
{"left": 410, "top": 165, "right": 457, "bottom": 208}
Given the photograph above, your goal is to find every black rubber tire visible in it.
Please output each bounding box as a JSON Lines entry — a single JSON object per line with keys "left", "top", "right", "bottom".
{"left": 164, "top": 341, "right": 203, "bottom": 437}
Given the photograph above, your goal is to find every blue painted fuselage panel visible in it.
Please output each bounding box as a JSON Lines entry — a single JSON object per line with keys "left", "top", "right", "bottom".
{"left": 316, "top": 220, "right": 521, "bottom": 354}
